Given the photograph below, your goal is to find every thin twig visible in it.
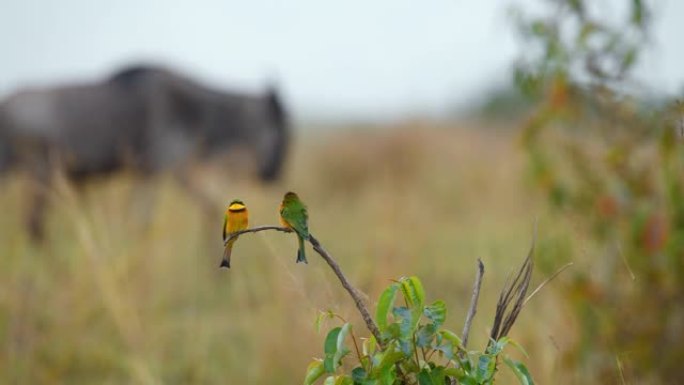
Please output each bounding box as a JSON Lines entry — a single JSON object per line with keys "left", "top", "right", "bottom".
{"left": 349, "top": 328, "right": 365, "bottom": 371}
{"left": 223, "top": 225, "right": 293, "bottom": 245}
{"left": 461, "top": 258, "right": 484, "bottom": 349}
{"left": 616, "top": 243, "right": 635, "bottom": 281}
{"left": 308, "top": 234, "right": 384, "bottom": 347}
{"left": 224, "top": 226, "right": 385, "bottom": 347}
{"left": 523, "top": 262, "right": 573, "bottom": 306}
{"left": 413, "top": 333, "right": 420, "bottom": 367}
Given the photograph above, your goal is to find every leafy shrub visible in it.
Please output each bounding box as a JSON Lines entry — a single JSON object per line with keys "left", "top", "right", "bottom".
{"left": 304, "top": 276, "right": 533, "bottom": 385}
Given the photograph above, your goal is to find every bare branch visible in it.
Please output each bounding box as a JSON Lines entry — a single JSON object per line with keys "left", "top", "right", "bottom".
{"left": 223, "top": 226, "right": 384, "bottom": 347}
{"left": 308, "top": 234, "right": 384, "bottom": 347}
{"left": 223, "top": 225, "right": 292, "bottom": 245}
{"left": 461, "top": 258, "right": 484, "bottom": 349}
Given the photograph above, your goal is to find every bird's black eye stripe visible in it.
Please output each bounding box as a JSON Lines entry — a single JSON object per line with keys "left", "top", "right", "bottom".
{"left": 228, "top": 207, "right": 247, "bottom": 213}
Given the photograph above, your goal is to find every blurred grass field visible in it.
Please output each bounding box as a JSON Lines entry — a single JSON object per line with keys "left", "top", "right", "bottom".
{"left": 0, "top": 123, "right": 583, "bottom": 384}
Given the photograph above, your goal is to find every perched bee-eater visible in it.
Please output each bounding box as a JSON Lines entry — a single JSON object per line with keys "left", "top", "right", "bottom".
{"left": 279, "top": 191, "right": 309, "bottom": 264}
{"left": 221, "top": 199, "right": 249, "bottom": 268}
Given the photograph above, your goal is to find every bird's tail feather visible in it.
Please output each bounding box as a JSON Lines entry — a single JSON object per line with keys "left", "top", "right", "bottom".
{"left": 296, "top": 235, "right": 307, "bottom": 264}
{"left": 220, "top": 240, "right": 234, "bottom": 269}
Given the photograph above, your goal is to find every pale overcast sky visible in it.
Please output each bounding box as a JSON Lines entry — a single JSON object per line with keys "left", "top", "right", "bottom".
{"left": 0, "top": 0, "right": 682, "bottom": 121}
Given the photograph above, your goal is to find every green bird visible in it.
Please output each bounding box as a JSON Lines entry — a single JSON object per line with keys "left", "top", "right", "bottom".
{"left": 279, "top": 191, "right": 309, "bottom": 264}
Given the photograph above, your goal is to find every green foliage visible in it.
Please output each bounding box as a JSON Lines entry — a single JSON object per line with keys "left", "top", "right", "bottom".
{"left": 513, "top": 0, "right": 684, "bottom": 381}
{"left": 304, "top": 277, "right": 534, "bottom": 385}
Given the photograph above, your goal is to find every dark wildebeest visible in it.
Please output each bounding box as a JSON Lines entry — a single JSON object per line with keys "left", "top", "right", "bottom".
{"left": 0, "top": 64, "right": 289, "bottom": 239}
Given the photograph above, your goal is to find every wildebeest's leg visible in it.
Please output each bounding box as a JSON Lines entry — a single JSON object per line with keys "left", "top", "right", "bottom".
{"left": 24, "top": 156, "right": 51, "bottom": 242}
{"left": 146, "top": 88, "right": 219, "bottom": 213}
{"left": 0, "top": 130, "right": 13, "bottom": 175}
{"left": 173, "top": 166, "right": 221, "bottom": 216}
{"left": 27, "top": 181, "right": 48, "bottom": 241}
{"left": 172, "top": 166, "right": 225, "bottom": 265}
{"left": 24, "top": 143, "right": 70, "bottom": 242}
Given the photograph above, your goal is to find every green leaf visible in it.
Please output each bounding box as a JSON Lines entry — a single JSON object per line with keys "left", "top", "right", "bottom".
{"left": 455, "top": 376, "right": 479, "bottom": 385}
{"left": 389, "top": 306, "right": 416, "bottom": 357}
{"left": 503, "top": 337, "right": 530, "bottom": 358}
{"left": 351, "top": 367, "right": 367, "bottom": 382}
{"left": 415, "top": 366, "right": 447, "bottom": 385}
{"left": 304, "top": 360, "right": 326, "bottom": 385}
{"left": 323, "top": 376, "right": 336, "bottom": 385}
{"left": 376, "top": 283, "right": 400, "bottom": 333}
{"left": 423, "top": 300, "right": 447, "bottom": 328}
{"left": 438, "top": 330, "right": 464, "bottom": 352}
{"left": 488, "top": 336, "right": 529, "bottom": 358}
{"left": 504, "top": 357, "right": 535, "bottom": 385}
{"left": 397, "top": 338, "right": 413, "bottom": 357}
{"left": 417, "top": 368, "right": 435, "bottom": 385}
{"left": 371, "top": 344, "right": 404, "bottom": 380}
{"left": 333, "top": 323, "right": 352, "bottom": 368}
{"left": 323, "top": 357, "right": 335, "bottom": 374}
{"left": 324, "top": 327, "right": 342, "bottom": 373}
{"left": 334, "top": 375, "right": 354, "bottom": 385}
{"left": 474, "top": 354, "right": 497, "bottom": 383}
{"left": 384, "top": 323, "right": 401, "bottom": 340}
{"left": 488, "top": 336, "right": 513, "bottom": 356}
{"left": 325, "top": 327, "right": 342, "bottom": 355}
{"left": 392, "top": 306, "right": 415, "bottom": 339}
{"left": 429, "top": 366, "right": 446, "bottom": 385}
{"left": 416, "top": 324, "right": 438, "bottom": 348}
{"left": 399, "top": 276, "right": 425, "bottom": 310}
{"left": 443, "top": 367, "right": 465, "bottom": 379}
{"left": 376, "top": 363, "right": 396, "bottom": 385}
{"left": 459, "top": 354, "right": 474, "bottom": 373}
{"left": 433, "top": 342, "right": 454, "bottom": 360}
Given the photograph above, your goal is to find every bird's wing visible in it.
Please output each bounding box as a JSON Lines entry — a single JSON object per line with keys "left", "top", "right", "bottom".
{"left": 281, "top": 205, "right": 301, "bottom": 232}
{"left": 281, "top": 205, "right": 293, "bottom": 225}
{"left": 291, "top": 208, "right": 309, "bottom": 237}
{"left": 222, "top": 214, "right": 228, "bottom": 242}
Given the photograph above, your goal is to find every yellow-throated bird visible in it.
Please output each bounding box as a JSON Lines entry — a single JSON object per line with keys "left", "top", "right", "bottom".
{"left": 221, "top": 199, "right": 249, "bottom": 268}
{"left": 279, "top": 191, "right": 309, "bottom": 264}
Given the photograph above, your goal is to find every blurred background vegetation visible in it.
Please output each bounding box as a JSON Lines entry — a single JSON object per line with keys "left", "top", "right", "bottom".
{"left": 1, "top": 0, "right": 683, "bottom": 384}
{"left": 512, "top": 0, "right": 684, "bottom": 382}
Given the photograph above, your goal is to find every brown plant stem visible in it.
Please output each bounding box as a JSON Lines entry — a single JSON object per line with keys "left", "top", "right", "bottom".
{"left": 489, "top": 240, "right": 535, "bottom": 346}
{"left": 461, "top": 258, "right": 485, "bottom": 349}
{"left": 223, "top": 226, "right": 384, "bottom": 347}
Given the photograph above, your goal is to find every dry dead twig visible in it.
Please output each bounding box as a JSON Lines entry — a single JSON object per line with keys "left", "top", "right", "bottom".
{"left": 461, "top": 258, "right": 485, "bottom": 349}
{"left": 489, "top": 237, "right": 535, "bottom": 346}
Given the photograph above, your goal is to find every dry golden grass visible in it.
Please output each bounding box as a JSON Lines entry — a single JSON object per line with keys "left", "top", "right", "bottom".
{"left": 0, "top": 122, "right": 582, "bottom": 384}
